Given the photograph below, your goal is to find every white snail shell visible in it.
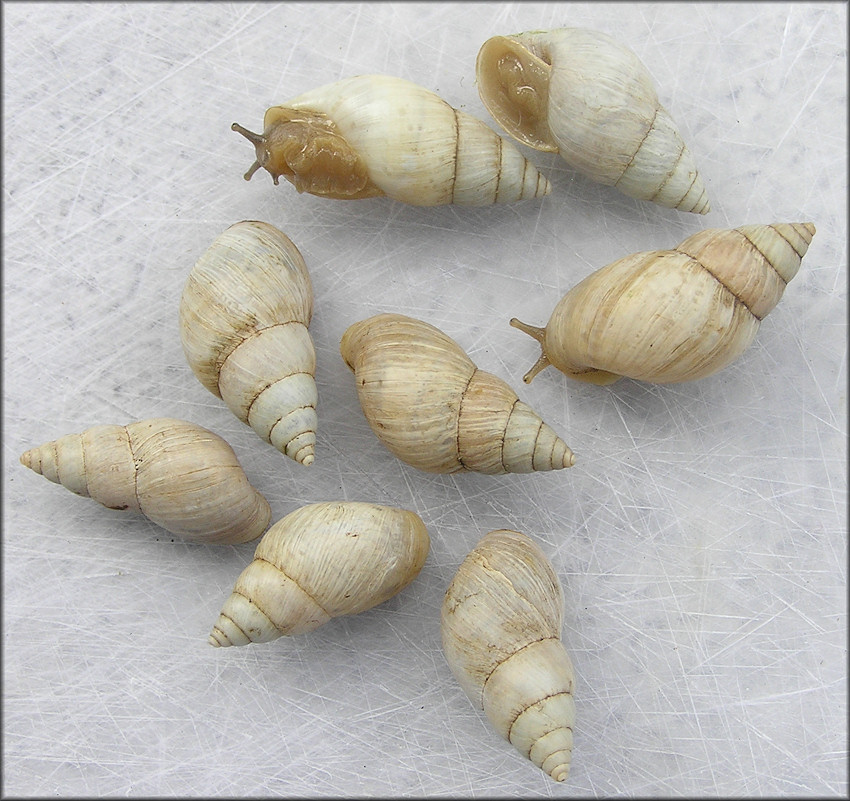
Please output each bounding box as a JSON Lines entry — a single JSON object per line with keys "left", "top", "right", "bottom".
{"left": 476, "top": 27, "right": 710, "bottom": 213}
{"left": 179, "top": 220, "right": 318, "bottom": 466}
{"left": 511, "top": 222, "right": 816, "bottom": 386}
{"left": 19, "top": 418, "right": 271, "bottom": 544}
{"left": 340, "top": 313, "right": 575, "bottom": 474}
{"left": 209, "top": 501, "right": 430, "bottom": 647}
{"left": 232, "top": 74, "right": 552, "bottom": 206}
{"left": 442, "top": 529, "right": 576, "bottom": 783}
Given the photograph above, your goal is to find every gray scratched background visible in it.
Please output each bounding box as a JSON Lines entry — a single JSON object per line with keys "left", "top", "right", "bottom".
{"left": 3, "top": 2, "right": 847, "bottom": 797}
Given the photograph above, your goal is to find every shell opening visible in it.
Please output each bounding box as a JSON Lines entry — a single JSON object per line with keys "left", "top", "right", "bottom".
{"left": 477, "top": 36, "right": 556, "bottom": 152}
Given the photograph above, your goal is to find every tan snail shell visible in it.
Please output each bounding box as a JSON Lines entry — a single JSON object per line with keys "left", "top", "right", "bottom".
{"left": 209, "top": 501, "right": 430, "bottom": 647}
{"left": 19, "top": 418, "right": 271, "bottom": 544}
{"left": 476, "top": 27, "right": 710, "bottom": 213}
{"left": 442, "top": 529, "right": 576, "bottom": 783}
{"left": 179, "top": 220, "right": 318, "bottom": 466}
{"left": 340, "top": 313, "right": 575, "bottom": 474}
{"left": 232, "top": 74, "right": 551, "bottom": 206}
{"left": 511, "top": 222, "right": 816, "bottom": 386}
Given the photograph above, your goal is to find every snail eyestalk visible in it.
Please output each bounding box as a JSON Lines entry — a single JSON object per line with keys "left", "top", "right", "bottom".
{"left": 510, "top": 318, "right": 550, "bottom": 383}
{"left": 232, "top": 122, "right": 270, "bottom": 182}
{"left": 231, "top": 121, "right": 264, "bottom": 145}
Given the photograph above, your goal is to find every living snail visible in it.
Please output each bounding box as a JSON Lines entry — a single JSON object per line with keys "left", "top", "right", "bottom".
{"left": 179, "top": 220, "right": 318, "bottom": 465}
{"left": 232, "top": 74, "right": 552, "bottom": 206}
{"left": 476, "top": 27, "right": 710, "bottom": 213}
{"left": 19, "top": 418, "right": 271, "bottom": 544}
{"left": 209, "top": 501, "right": 430, "bottom": 647}
{"left": 340, "top": 313, "right": 575, "bottom": 474}
{"left": 442, "top": 529, "right": 576, "bottom": 783}
{"left": 511, "top": 222, "right": 816, "bottom": 386}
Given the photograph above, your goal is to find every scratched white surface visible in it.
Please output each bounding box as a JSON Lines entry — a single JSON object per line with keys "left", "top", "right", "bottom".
{"left": 3, "top": 2, "right": 846, "bottom": 797}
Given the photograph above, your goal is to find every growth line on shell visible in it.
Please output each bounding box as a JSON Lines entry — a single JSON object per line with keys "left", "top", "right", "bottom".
{"left": 648, "top": 144, "right": 687, "bottom": 204}
{"left": 212, "top": 611, "right": 252, "bottom": 645}
{"left": 125, "top": 425, "right": 144, "bottom": 514}
{"left": 769, "top": 223, "right": 808, "bottom": 258}
{"left": 255, "top": 556, "right": 335, "bottom": 619}
{"left": 509, "top": 696, "right": 574, "bottom": 757}
{"left": 673, "top": 249, "right": 762, "bottom": 321}
{"left": 614, "top": 105, "right": 660, "bottom": 189}
{"left": 738, "top": 231, "right": 788, "bottom": 286}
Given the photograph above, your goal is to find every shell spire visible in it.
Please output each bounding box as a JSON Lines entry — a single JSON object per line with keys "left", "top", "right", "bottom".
{"left": 179, "top": 221, "right": 318, "bottom": 465}
{"left": 476, "top": 27, "right": 710, "bottom": 213}
{"left": 340, "top": 313, "right": 574, "bottom": 474}
{"left": 232, "top": 74, "right": 551, "bottom": 206}
{"left": 19, "top": 419, "right": 271, "bottom": 544}
{"left": 511, "top": 222, "right": 816, "bottom": 386}
{"left": 442, "top": 529, "right": 576, "bottom": 782}
{"left": 209, "top": 502, "right": 430, "bottom": 647}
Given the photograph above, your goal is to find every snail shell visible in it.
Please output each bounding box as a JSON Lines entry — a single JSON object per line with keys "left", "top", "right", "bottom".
{"left": 476, "top": 27, "right": 710, "bottom": 213}
{"left": 209, "top": 501, "right": 430, "bottom": 647}
{"left": 340, "top": 313, "right": 575, "bottom": 474}
{"left": 442, "top": 529, "right": 576, "bottom": 783}
{"left": 19, "top": 418, "right": 271, "bottom": 544}
{"left": 179, "top": 220, "right": 318, "bottom": 465}
{"left": 232, "top": 74, "right": 551, "bottom": 206}
{"left": 511, "top": 222, "right": 816, "bottom": 386}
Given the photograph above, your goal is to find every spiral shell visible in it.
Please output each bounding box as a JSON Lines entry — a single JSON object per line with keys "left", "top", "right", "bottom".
{"left": 340, "top": 313, "right": 575, "bottom": 474}
{"left": 476, "top": 27, "right": 710, "bottom": 213}
{"left": 19, "top": 418, "right": 271, "bottom": 544}
{"left": 179, "top": 220, "right": 318, "bottom": 465}
{"left": 442, "top": 529, "right": 576, "bottom": 783}
{"left": 209, "top": 501, "right": 430, "bottom": 647}
{"left": 511, "top": 222, "right": 816, "bottom": 386}
{"left": 232, "top": 74, "right": 551, "bottom": 206}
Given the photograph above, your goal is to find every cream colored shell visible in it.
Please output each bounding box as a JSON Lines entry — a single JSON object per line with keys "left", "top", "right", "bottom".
{"left": 209, "top": 501, "right": 430, "bottom": 647}
{"left": 232, "top": 74, "right": 551, "bottom": 206}
{"left": 476, "top": 27, "right": 710, "bottom": 213}
{"left": 179, "top": 220, "right": 318, "bottom": 465}
{"left": 340, "top": 313, "right": 575, "bottom": 474}
{"left": 442, "top": 529, "right": 576, "bottom": 783}
{"left": 512, "top": 222, "right": 816, "bottom": 386}
{"left": 19, "top": 418, "right": 271, "bottom": 544}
